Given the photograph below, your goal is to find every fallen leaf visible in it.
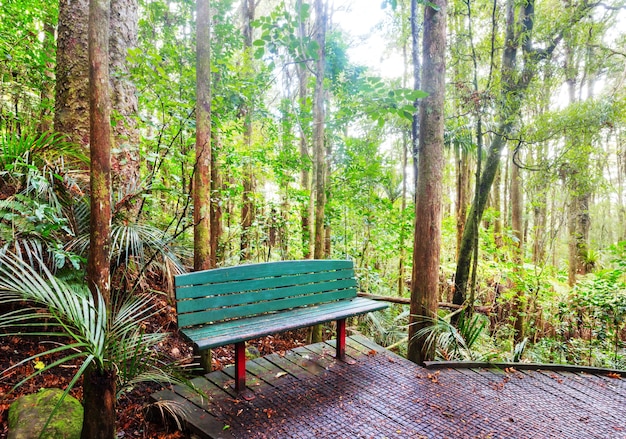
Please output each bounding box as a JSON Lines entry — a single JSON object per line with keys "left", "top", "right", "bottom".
{"left": 275, "top": 371, "right": 287, "bottom": 378}
{"left": 607, "top": 372, "right": 621, "bottom": 379}
{"left": 367, "top": 349, "right": 377, "bottom": 356}
{"left": 33, "top": 360, "right": 45, "bottom": 371}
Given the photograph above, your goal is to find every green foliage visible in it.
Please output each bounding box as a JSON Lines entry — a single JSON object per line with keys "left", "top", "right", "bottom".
{"left": 0, "top": 133, "right": 87, "bottom": 271}
{"left": 412, "top": 310, "right": 492, "bottom": 361}
{"left": 0, "top": 253, "right": 183, "bottom": 431}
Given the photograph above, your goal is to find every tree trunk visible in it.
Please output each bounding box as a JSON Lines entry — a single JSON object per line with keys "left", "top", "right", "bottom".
{"left": 56, "top": 0, "right": 139, "bottom": 188}
{"left": 312, "top": 0, "right": 326, "bottom": 262}
{"left": 240, "top": 0, "right": 256, "bottom": 261}
{"left": 194, "top": 0, "right": 212, "bottom": 273}
{"left": 109, "top": 0, "right": 140, "bottom": 192}
{"left": 81, "top": 366, "right": 116, "bottom": 439}
{"left": 56, "top": 0, "right": 90, "bottom": 149}
{"left": 510, "top": 149, "right": 525, "bottom": 343}
{"left": 453, "top": 0, "right": 557, "bottom": 306}
{"left": 455, "top": 144, "right": 470, "bottom": 258}
{"left": 309, "top": 0, "right": 327, "bottom": 344}
{"left": 407, "top": 0, "right": 446, "bottom": 365}
{"left": 210, "top": 129, "right": 223, "bottom": 268}
{"left": 83, "top": 0, "right": 114, "bottom": 436}
{"left": 410, "top": 0, "right": 421, "bottom": 187}
{"left": 297, "top": 0, "right": 313, "bottom": 259}
{"left": 87, "top": 0, "right": 112, "bottom": 307}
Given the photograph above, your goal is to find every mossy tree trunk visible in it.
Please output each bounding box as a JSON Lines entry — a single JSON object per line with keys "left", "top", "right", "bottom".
{"left": 310, "top": 0, "right": 327, "bottom": 344}
{"left": 407, "top": 0, "right": 447, "bottom": 366}
{"left": 83, "top": 0, "right": 115, "bottom": 436}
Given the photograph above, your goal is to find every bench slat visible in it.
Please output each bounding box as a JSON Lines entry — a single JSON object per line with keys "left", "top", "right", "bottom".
{"left": 177, "top": 277, "right": 356, "bottom": 315}
{"left": 176, "top": 268, "right": 356, "bottom": 300}
{"left": 175, "top": 259, "right": 354, "bottom": 287}
{"left": 182, "top": 298, "right": 369, "bottom": 340}
{"left": 177, "top": 287, "right": 356, "bottom": 328}
{"left": 180, "top": 297, "right": 387, "bottom": 350}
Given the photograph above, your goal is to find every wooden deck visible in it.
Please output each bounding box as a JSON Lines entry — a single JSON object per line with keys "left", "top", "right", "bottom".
{"left": 151, "top": 335, "right": 626, "bottom": 438}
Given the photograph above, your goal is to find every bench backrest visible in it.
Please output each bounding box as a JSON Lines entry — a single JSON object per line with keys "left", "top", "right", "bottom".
{"left": 175, "top": 259, "right": 358, "bottom": 329}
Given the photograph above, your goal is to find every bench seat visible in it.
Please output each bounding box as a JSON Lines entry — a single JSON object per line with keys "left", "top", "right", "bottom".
{"left": 180, "top": 296, "right": 386, "bottom": 350}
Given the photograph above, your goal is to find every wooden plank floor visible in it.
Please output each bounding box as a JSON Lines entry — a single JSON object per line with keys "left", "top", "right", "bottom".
{"left": 151, "top": 335, "right": 626, "bottom": 438}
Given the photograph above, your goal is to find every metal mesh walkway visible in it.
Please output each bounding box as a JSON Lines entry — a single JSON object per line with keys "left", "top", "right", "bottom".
{"left": 151, "top": 335, "right": 626, "bottom": 439}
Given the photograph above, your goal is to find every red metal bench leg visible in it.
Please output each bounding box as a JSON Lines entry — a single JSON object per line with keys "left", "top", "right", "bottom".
{"left": 336, "top": 318, "right": 346, "bottom": 360}
{"left": 234, "top": 342, "right": 246, "bottom": 392}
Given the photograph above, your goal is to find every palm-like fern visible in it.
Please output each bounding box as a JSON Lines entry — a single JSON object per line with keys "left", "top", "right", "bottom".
{"left": 1, "top": 133, "right": 87, "bottom": 272}
{"left": 0, "top": 253, "right": 178, "bottom": 400}
{"left": 412, "top": 310, "right": 489, "bottom": 361}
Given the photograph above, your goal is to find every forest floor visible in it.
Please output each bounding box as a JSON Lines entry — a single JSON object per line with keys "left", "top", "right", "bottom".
{"left": 0, "top": 295, "right": 307, "bottom": 438}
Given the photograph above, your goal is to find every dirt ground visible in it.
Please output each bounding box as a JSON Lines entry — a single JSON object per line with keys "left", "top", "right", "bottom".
{"left": 0, "top": 295, "right": 307, "bottom": 438}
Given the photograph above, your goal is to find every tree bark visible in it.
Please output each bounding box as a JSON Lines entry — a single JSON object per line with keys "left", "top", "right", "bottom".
{"left": 109, "top": 0, "right": 140, "bottom": 191}
{"left": 510, "top": 148, "right": 525, "bottom": 343}
{"left": 56, "top": 0, "right": 139, "bottom": 183}
{"left": 297, "top": 0, "right": 313, "bottom": 259}
{"left": 194, "top": 0, "right": 212, "bottom": 272}
{"left": 81, "top": 365, "right": 116, "bottom": 439}
{"left": 83, "top": 0, "right": 114, "bottom": 436}
{"left": 312, "top": 0, "right": 326, "bottom": 262}
{"left": 56, "top": 0, "right": 90, "bottom": 150}
{"left": 240, "top": 0, "right": 256, "bottom": 261}
{"left": 407, "top": 0, "right": 446, "bottom": 365}
{"left": 309, "top": 0, "right": 327, "bottom": 344}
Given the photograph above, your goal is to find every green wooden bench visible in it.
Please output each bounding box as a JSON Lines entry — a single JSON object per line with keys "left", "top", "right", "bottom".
{"left": 175, "top": 259, "right": 388, "bottom": 393}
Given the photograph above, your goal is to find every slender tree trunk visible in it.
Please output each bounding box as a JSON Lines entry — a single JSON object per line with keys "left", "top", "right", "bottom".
{"left": 81, "top": 365, "right": 116, "bottom": 439}
{"left": 493, "top": 168, "right": 503, "bottom": 247}
{"left": 297, "top": 0, "right": 313, "bottom": 259}
{"left": 240, "top": 0, "right": 256, "bottom": 261}
{"left": 193, "top": 0, "right": 212, "bottom": 373}
{"left": 410, "top": 0, "right": 421, "bottom": 186}
{"left": 210, "top": 129, "right": 223, "bottom": 268}
{"left": 510, "top": 149, "right": 525, "bottom": 342}
{"left": 309, "top": 0, "right": 327, "bottom": 344}
{"left": 194, "top": 0, "right": 212, "bottom": 272}
{"left": 453, "top": 0, "right": 562, "bottom": 305}
{"left": 407, "top": 0, "right": 446, "bottom": 365}
{"left": 312, "top": 0, "right": 326, "bottom": 262}
{"left": 83, "top": 0, "right": 114, "bottom": 436}
{"left": 455, "top": 144, "right": 470, "bottom": 258}
{"left": 532, "top": 139, "right": 548, "bottom": 265}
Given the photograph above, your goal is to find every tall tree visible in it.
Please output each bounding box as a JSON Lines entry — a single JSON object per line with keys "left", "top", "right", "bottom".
{"left": 407, "top": 0, "right": 446, "bottom": 365}
{"left": 240, "top": 0, "right": 256, "bottom": 261}
{"left": 308, "top": 0, "right": 327, "bottom": 344}
{"left": 82, "top": 0, "right": 114, "bottom": 436}
{"left": 452, "top": 0, "right": 590, "bottom": 306}
{"left": 193, "top": 0, "right": 212, "bottom": 372}
{"left": 312, "top": 0, "right": 327, "bottom": 262}
{"left": 297, "top": 0, "right": 314, "bottom": 259}
{"left": 194, "top": 0, "right": 212, "bottom": 273}
{"left": 410, "top": 0, "right": 421, "bottom": 184}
